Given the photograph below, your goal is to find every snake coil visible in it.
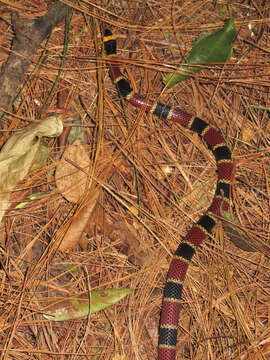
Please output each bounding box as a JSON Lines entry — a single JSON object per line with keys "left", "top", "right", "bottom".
{"left": 104, "top": 29, "right": 234, "bottom": 360}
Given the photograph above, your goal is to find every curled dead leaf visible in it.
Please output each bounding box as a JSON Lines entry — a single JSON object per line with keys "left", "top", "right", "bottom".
{"left": 55, "top": 139, "right": 91, "bottom": 203}
{"left": 56, "top": 189, "right": 100, "bottom": 251}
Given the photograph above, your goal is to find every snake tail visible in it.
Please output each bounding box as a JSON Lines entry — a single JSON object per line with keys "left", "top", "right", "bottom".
{"left": 104, "top": 29, "right": 234, "bottom": 360}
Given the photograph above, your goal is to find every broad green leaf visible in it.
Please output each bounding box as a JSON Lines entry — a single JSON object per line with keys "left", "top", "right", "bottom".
{"left": 43, "top": 288, "right": 133, "bottom": 321}
{"left": 163, "top": 18, "right": 236, "bottom": 88}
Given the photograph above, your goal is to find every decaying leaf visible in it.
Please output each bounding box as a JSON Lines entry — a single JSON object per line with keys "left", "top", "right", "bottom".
{"left": 55, "top": 139, "right": 91, "bottom": 203}
{"left": 222, "top": 210, "right": 256, "bottom": 252}
{"left": 0, "top": 115, "right": 63, "bottom": 225}
{"left": 43, "top": 288, "right": 133, "bottom": 321}
{"left": 56, "top": 188, "right": 100, "bottom": 251}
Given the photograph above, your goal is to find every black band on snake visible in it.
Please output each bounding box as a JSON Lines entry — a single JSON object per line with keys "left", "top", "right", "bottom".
{"left": 104, "top": 29, "right": 234, "bottom": 360}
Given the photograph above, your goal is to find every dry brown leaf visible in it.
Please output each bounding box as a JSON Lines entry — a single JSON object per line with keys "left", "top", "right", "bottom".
{"left": 56, "top": 189, "right": 100, "bottom": 251}
{"left": 55, "top": 139, "right": 91, "bottom": 203}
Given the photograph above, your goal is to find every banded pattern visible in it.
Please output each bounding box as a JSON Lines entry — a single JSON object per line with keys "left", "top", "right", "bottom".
{"left": 104, "top": 29, "right": 234, "bottom": 360}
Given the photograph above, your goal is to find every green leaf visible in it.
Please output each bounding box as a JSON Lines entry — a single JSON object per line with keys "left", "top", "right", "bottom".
{"left": 163, "top": 18, "right": 236, "bottom": 88}
{"left": 43, "top": 288, "right": 133, "bottom": 321}
{"left": 14, "top": 191, "right": 51, "bottom": 209}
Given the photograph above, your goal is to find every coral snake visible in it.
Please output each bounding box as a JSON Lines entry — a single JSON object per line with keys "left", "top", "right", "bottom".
{"left": 104, "top": 29, "right": 234, "bottom": 360}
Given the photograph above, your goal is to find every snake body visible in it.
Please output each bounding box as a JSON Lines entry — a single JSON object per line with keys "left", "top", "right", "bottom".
{"left": 104, "top": 29, "right": 234, "bottom": 360}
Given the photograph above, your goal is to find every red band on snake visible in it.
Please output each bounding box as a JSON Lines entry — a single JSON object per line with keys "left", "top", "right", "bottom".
{"left": 104, "top": 29, "right": 234, "bottom": 360}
